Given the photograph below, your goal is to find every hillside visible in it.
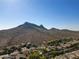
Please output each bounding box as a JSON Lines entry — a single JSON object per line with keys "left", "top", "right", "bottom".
{"left": 0, "top": 22, "right": 79, "bottom": 49}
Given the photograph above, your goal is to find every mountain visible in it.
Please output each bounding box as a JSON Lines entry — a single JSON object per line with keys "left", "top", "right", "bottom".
{"left": 0, "top": 22, "right": 79, "bottom": 49}
{"left": 49, "top": 28, "right": 79, "bottom": 39}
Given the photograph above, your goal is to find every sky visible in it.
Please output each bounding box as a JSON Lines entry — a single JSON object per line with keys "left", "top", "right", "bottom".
{"left": 0, "top": 0, "right": 79, "bottom": 30}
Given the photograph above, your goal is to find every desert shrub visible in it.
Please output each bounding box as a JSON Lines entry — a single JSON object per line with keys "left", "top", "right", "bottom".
{"left": 29, "top": 50, "right": 46, "bottom": 59}
{"left": 29, "top": 51, "right": 40, "bottom": 59}
{"left": 40, "top": 55, "right": 46, "bottom": 59}
{"left": 48, "top": 38, "right": 73, "bottom": 46}
{"left": 3, "top": 48, "right": 11, "bottom": 54}
{"left": 20, "top": 57, "right": 26, "bottom": 59}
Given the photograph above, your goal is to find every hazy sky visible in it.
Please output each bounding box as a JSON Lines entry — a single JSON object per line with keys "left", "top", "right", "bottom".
{"left": 0, "top": 0, "right": 79, "bottom": 30}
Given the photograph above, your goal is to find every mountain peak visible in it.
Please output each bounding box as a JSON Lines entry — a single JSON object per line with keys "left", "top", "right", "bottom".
{"left": 19, "top": 22, "right": 39, "bottom": 28}
{"left": 18, "top": 22, "right": 47, "bottom": 31}
{"left": 50, "top": 28, "right": 60, "bottom": 31}
{"left": 23, "top": 22, "right": 33, "bottom": 26}
{"left": 24, "top": 22, "right": 32, "bottom": 25}
{"left": 40, "top": 24, "right": 44, "bottom": 27}
{"left": 40, "top": 24, "right": 47, "bottom": 30}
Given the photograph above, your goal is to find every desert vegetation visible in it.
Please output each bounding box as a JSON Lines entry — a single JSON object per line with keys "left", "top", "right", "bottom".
{"left": 0, "top": 38, "right": 79, "bottom": 59}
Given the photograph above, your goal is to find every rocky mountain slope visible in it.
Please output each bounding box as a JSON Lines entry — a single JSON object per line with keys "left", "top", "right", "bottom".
{"left": 0, "top": 22, "right": 79, "bottom": 49}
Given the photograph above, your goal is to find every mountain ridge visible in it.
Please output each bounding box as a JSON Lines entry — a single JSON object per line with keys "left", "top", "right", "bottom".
{"left": 0, "top": 22, "right": 79, "bottom": 49}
